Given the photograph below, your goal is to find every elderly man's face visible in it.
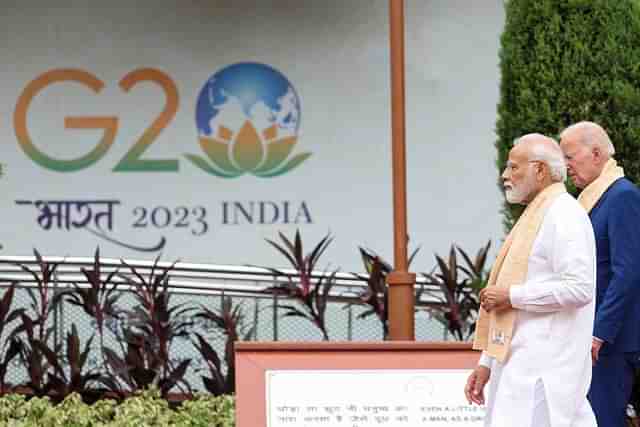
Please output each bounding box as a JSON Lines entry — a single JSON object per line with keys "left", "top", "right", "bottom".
{"left": 559, "top": 131, "right": 600, "bottom": 189}
{"left": 501, "top": 145, "right": 537, "bottom": 204}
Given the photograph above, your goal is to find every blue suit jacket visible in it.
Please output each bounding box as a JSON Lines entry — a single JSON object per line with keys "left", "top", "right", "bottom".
{"left": 590, "top": 177, "right": 640, "bottom": 354}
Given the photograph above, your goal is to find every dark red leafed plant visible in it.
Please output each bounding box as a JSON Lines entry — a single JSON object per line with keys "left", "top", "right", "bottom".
{"left": 15, "top": 250, "right": 59, "bottom": 343}
{"left": 193, "top": 296, "right": 254, "bottom": 395}
{"left": 0, "top": 284, "right": 24, "bottom": 393}
{"left": 106, "top": 256, "right": 194, "bottom": 397}
{"left": 350, "top": 247, "right": 419, "bottom": 340}
{"left": 421, "top": 242, "right": 491, "bottom": 341}
{"left": 10, "top": 251, "right": 63, "bottom": 397}
{"left": 457, "top": 241, "right": 492, "bottom": 293}
{"left": 12, "top": 312, "right": 59, "bottom": 398}
{"left": 57, "top": 247, "right": 122, "bottom": 370}
{"left": 351, "top": 248, "right": 392, "bottom": 340}
{"left": 33, "top": 324, "right": 116, "bottom": 402}
{"left": 265, "top": 230, "right": 335, "bottom": 341}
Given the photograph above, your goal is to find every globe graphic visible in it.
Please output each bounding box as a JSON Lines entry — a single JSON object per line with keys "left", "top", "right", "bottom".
{"left": 196, "top": 62, "right": 301, "bottom": 140}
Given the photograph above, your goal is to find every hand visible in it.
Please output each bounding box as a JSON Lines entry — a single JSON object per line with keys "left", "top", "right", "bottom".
{"left": 480, "top": 287, "right": 512, "bottom": 312}
{"left": 591, "top": 338, "right": 603, "bottom": 365}
{"left": 465, "top": 365, "right": 491, "bottom": 405}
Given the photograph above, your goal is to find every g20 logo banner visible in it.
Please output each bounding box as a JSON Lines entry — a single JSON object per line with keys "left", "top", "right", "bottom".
{"left": 14, "top": 62, "right": 311, "bottom": 177}
{"left": 10, "top": 62, "right": 314, "bottom": 254}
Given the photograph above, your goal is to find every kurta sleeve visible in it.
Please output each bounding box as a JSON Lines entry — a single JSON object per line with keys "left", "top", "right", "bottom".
{"left": 478, "top": 352, "right": 493, "bottom": 368}
{"left": 509, "top": 200, "right": 595, "bottom": 313}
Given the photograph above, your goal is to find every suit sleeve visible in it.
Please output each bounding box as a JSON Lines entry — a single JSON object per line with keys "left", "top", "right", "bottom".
{"left": 593, "top": 189, "right": 640, "bottom": 344}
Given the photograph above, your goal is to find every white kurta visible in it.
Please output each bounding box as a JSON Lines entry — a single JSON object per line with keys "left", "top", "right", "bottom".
{"left": 480, "top": 193, "right": 597, "bottom": 427}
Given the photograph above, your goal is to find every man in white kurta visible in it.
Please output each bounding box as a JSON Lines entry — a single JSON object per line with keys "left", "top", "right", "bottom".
{"left": 465, "top": 134, "right": 597, "bottom": 427}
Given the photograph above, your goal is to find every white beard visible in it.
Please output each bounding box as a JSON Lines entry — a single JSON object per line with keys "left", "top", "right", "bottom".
{"left": 506, "top": 188, "right": 527, "bottom": 204}
{"left": 505, "top": 173, "right": 536, "bottom": 204}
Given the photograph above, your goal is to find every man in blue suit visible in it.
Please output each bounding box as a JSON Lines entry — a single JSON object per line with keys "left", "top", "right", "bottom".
{"left": 560, "top": 121, "right": 640, "bottom": 426}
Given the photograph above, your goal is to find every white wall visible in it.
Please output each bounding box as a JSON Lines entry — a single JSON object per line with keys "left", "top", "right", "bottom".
{"left": 0, "top": 0, "right": 505, "bottom": 272}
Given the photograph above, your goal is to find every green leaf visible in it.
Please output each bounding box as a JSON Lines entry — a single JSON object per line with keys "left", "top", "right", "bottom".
{"left": 253, "top": 136, "right": 298, "bottom": 174}
{"left": 184, "top": 153, "right": 242, "bottom": 178}
{"left": 254, "top": 152, "right": 311, "bottom": 177}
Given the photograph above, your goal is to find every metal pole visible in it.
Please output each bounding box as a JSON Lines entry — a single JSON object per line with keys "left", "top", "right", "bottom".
{"left": 387, "top": 0, "right": 416, "bottom": 340}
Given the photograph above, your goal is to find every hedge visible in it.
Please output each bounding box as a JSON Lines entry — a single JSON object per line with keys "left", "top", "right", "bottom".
{"left": 495, "top": 0, "right": 640, "bottom": 228}
{"left": 0, "top": 389, "right": 234, "bottom": 427}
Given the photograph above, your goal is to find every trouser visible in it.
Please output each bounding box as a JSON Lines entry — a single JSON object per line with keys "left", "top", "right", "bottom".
{"left": 483, "top": 383, "right": 553, "bottom": 427}
{"left": 588, "top": 351, "right": 637, "bottom": 427}
{"left": 531, "top": 379, "right": 551, "bottom": 427}
{"left": 530, "top": 380, "right": 596, "bottom": 427}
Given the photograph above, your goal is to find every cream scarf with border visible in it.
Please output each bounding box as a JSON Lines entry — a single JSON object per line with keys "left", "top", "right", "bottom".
{"left": 577, "top": 159, "right": 625, "bottom": 213}
{"left": 473, "top": 182, "right": 567, "bottom": 362}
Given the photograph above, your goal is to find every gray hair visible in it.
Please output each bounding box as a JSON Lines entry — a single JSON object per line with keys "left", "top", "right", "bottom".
{"left": 560, "top": 121, "right": 615, "bottom": 156}
{"left": 514, "top": 134, "right": 567, "bottom": 183}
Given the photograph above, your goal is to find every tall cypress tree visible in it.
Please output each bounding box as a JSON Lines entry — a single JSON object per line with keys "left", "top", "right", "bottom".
{"left": 495, "top": 0, "right": 640, "bottom": 229}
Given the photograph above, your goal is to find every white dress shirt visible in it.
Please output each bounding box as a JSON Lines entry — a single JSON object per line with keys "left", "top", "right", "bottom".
{"left": 479, "top": 193, "right": 597, "bottom": 427}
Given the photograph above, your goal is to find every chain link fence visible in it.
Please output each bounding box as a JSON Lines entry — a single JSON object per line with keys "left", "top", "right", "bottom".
{"left": 0, "top": 256, "right": 453, "bottom": 392}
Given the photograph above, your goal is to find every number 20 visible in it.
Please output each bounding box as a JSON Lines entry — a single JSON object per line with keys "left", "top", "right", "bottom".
{"left": 13, "top": 68, "right": 179, "bottom": 172}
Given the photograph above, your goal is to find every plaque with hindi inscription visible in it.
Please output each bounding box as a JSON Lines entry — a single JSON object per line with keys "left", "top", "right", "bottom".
{"left": 266, "top": 369, "right": 485, "bottom": 427}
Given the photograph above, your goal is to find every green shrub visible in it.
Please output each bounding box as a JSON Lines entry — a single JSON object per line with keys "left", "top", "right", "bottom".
{"left": 496, "top": 0, "right": 640, "bottom": 228}
{"left": 0, "top": 389, "right": 235, "bottom": 427}
{"left": 170, "top": 395, "right": 235, "bottom": 427}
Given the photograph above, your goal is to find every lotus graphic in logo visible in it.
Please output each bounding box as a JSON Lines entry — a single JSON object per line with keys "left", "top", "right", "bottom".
{"left": 186, "top": 62, "right": 310, "bottom": 178}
